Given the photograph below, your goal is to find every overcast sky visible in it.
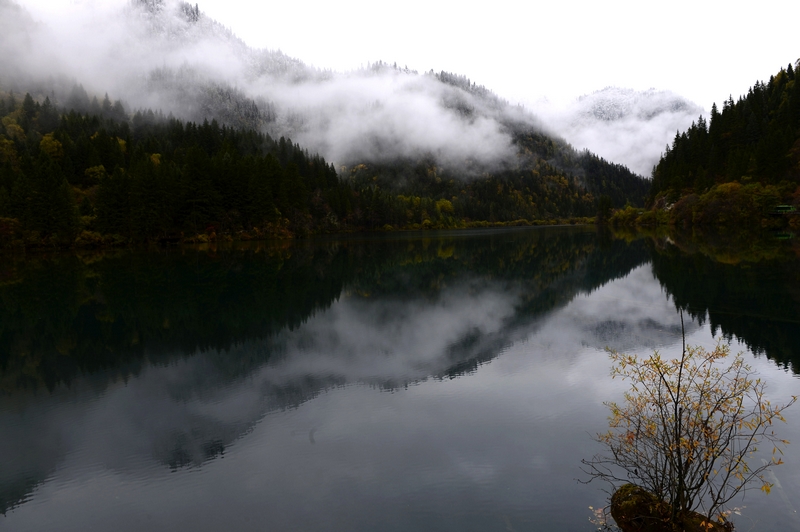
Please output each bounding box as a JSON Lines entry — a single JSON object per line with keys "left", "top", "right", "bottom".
{"left": 19, "top": 0, "right": 799, "bottom": 110}
{"left": 176, "top": 0, "right": 797, "bottom": 109}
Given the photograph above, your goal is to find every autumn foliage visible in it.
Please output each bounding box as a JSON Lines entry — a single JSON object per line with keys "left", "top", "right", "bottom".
{"left": 584, "top": 335, "right": 796, "bottom": 529}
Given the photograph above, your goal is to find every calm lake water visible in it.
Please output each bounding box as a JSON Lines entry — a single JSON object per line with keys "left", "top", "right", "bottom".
{"left": 1, "top": 226, "right": 799, "bottom": 531}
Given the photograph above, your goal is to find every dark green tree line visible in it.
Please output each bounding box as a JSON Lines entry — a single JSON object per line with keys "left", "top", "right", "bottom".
{"left": 0, "top": 87, "right": 650, "bottom": 247}
{"left": 651, "top": 62, "right": 800, "bottom": 203}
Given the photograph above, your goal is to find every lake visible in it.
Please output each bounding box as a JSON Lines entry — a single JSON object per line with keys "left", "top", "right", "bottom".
{"left": 1, "top": 226, "right": 799, "bottom": 531}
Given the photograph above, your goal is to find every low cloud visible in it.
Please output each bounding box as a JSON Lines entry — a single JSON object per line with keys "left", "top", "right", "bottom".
{"left": 534, "top": 87, "right": 705, "bottom": 176}
{"left": 3, "top": 0, "right": 530, "bottom": 172}
{"left": 3, "top": 1, "right": 704, "bottom": 178}
{"left": 261, "top": 71, "right": 518, "bottom": 169}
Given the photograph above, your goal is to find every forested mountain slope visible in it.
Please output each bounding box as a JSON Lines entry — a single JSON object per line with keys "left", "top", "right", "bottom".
{"left": 0, "top": 0, "right": 651, "bottom": 245}
{"left": 650, "top": 62, "right": 800, "bottom": 215}
{"left": 650, "top": 61, "right": 800, "bottom": 204}
{"left": 606, "top": 61, "right": 800, "bottom": 230}
{"left": 0, "top": 96, "right": 648, "bottom": 245}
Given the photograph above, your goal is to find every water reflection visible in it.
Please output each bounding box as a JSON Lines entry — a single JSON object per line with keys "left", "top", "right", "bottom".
{"left": 1, "top": 227, "right": 799, "bottom": 531}
{"left": 0, "top": 228, "right": 645, "bottom": 511}
{"left": 0, "top": 227, "right": 650, "bottom": 394}
{"left": 649, "top": 238, "right": 800, "bottom": 371}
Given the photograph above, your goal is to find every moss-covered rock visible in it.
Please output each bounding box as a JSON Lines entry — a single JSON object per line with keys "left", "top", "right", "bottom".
{"left": 610, "top": 484, "right": 731, "bottom": 532}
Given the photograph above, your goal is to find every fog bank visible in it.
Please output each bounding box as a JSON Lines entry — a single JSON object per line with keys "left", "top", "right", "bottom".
{"left": 1, "top": 0, "right": 536, "bottom": 171}
{"left": 534, "top": 87, "right": 705, "bottom": 176}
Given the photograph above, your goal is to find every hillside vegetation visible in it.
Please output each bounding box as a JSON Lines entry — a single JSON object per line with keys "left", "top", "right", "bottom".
{"left": 615, "top": 62, "right": 800, "bottom": 230}
{"left": 0, "top": 91, "right": 649, "bottom": 247}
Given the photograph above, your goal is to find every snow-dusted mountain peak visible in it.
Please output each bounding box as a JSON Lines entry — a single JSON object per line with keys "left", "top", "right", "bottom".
{"left": 535, "top": 87, "right": 705, "bottom": 176}
{"left": 575, "top": 87, "right": 702, "bottom": 123}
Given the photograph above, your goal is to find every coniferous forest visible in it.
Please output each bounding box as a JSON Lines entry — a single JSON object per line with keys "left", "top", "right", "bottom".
{"left": 0, "top": 89, "right": 649, "bottom": 248}
{"left": 612, "top": 61, "right": 800, "bottom": 229}
{"left": 652, "top": 63, "right": 800, "bottom": 198}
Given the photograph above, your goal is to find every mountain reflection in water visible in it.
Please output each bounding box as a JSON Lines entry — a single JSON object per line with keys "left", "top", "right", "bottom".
{"left": 1, "top": 227, "right": 799, "bottom": 532}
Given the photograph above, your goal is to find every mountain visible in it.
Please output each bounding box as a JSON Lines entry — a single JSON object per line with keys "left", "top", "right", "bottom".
{"left": 573, "top": 87, "right": 701, "bottom": 122}
{"left": 0, "top": 0, "right": 651, "bottom": 245}
{"left": 534, "top": 87, "right": 705, "bottom": 176}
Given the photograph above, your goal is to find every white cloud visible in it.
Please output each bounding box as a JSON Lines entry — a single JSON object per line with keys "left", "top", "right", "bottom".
{"left": 1, "top": 0, "right": 531, "bottom": 171}
{"left": 534, "top": 88, "right": 705, "bottom": 176}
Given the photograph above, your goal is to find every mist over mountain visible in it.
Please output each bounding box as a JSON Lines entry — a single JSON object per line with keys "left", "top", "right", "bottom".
{"left": 1, "top": 0, "right": 646, "bottom": 175}
{"left": 535, "top": 88, "right": 705, "bottom": 176}
{"left": 1, "top": 0, "right": 534, "bottom": 172}
{"left": 0, "top": 0, "right": 654, "bottom": 239}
